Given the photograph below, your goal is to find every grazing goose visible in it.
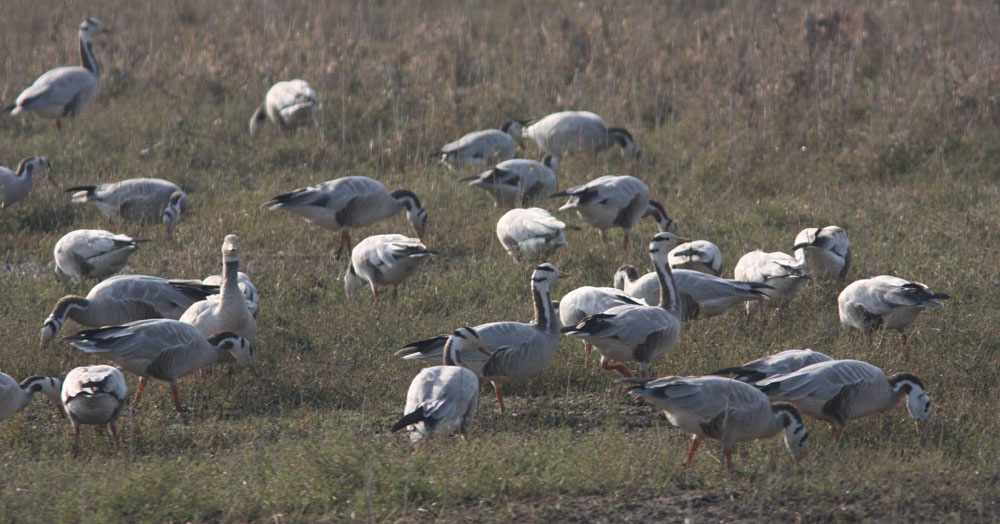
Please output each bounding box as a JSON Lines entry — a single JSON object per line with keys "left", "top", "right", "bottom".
{"left": 343, "top": 234, "right": 437, "bottom": 298}
{"left": 5, "top": 19, "right": 108, "bottom": 128}
{"left": 712, "top": 349, "right": 835, "bottom": 383}
{"left": 614, "top": 264, "right": 767, "bottom": 319}
{"left": 436, "top": 123, "right": 522, "bottom": 168}
{"left": 65, "top": 319, "right": 255, "bottom": 423}
{"left": 668, "top": 240, "right": 723, "bottom": 276}
{"left": 1, "top": 157, "right": 53, "bottom": 209}
{"left": 562, "top": 233, "right": 686, "bottom": 377}
{"left": 53, "top": 229, "right": 147, "bottom": 282}
{"left": 558, "top": 286, "right": 646, "bottom": 364}
{"left": 792, "top": 226, "right": 851, "bottom": 282}
{"left": 496, "top": 207, "right": 574, "bottom": 262}
{"left": 67, "top": 178, "right": 189, "bottom": 232}
{"left": 0, "top": 373, "right": 62, "bottom": 422}
{"left": 391, "top": 327, "right": 492, "bottom": 442}
{"left": 624, "top": 376, "right": 808, "bottom": 470}
{"left": 263, "top": 176, "right": 427, "bottom": 258}
{"left": 838, "top": 276, "right": 949, "bottom": 344}
{"left": 396, "top": 264, "right": 564, "bottom": 413}
{"left": 249, "top": 80, "right": 320, "bottom": 137}
{"left": 552, "top": 175, "right": 676, "bottom": 248}
{"left": 460, "top": 155, "right": 559, "bottom": 207}
{"left": 519, "top": 111, "right": 640, "bottom": 159}
{"left": 756, "top": 359, "right": 932, "bottom": 441}
{"left": 202, "top": 271, "right": 259, "bottom": 318}
{"left": 60, "top": 365, "right": 127, "bottom": 455}
{"left": 41, "top": 275, "right": 219, "bottom": 347}
{"left": 180, "top": 235, "right": 257, "bottom": 347}
{"left": 733, "top": 250, "right": 809, "bottom": 316}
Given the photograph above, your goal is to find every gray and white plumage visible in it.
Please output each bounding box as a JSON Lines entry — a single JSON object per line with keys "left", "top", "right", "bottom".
{"left": 668, "top": 240, "right": 723, "bottom": 276}
{"left": 496, "top": 207, "right": 572, "bottom": 261}
{"left": 461, "top": 155, "right": 559, "bottom": 207}
{"left": 249, "top": 80, "right": 320, "bottom": 137}
{"left": 66, "top": 178, "right": 189, "bottom": 232}
{"left": 557, "top": 286, "right": 646, "bottom": 363}
{"left": 614, "top": 265, "right": 768, "bottom": 319}
{"left": 733, "top": 250, "right": 809, "bottom": 314}
{"left": 0, "top": 373, "right": 62, "bottom": 422}
{"left": 519, "top": 111, "right": 640, "bottom": 159}
{"left": 838, "top": 276, "right": 949, "bottom": 342}
{"left": 60, "top": 365, "right": 127, "bottom": 455}
{"left": 343, "top": 234, "right": 436, "bottom": 297}
{"left": 552, "top": 175, "right": 675, "bottom": 248}
{"left": 53, "top": 229, "right": 147, "bottom": 282}
{"left": 180, "top": 235, "right": 257, "bottom": 346}
{"left": 437, "top": 123, "right": 522, "bottom": 168}
{"left": 202, "top": 271, "right": 259, "bottom": 318}
{"left": 1, "top": 157, "right": 53, "bottom": 209}
{"left": 712, "top": 349, "right": 835, "bottom": 383}
{"left": 792, "top": 226, "right": 851, "bottom": 282}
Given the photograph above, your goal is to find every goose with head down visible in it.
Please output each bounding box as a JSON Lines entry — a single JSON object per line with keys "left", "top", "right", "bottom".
{"left": 518, "top": 111, "right": 640, "bottom": 160}
{"left": 343, "top": 234, "right": 437, "bottom": 298}
{"left": 495, "top": 207, "right": 574, "bottom": 262}
{"left": 0, "top": 372, "right": 62, "bottom": 422}
{"left": 461, "top": 155, "right": 559, "bottom": 207}
{"left": 792, "top": 226, "right": 851, "bottom": 282}
{"left": 838, "top": 275, "right": 949, "bottom": 345}
{"left": 60, "top": 365, "right": 127, "bottom": 456}
{"left": 249, "top": 79, "right": 320, "bottom": 137}
{"left": 552, "top": 175, "right": 675, "bottom": 249}
{"left": 733, "top": 250, "right": 809, "bottom": 317}
{"left": 436, "top": 122, "right": 523, "bottom": 168}
{"left": 53, "top": 229, "right": 147, "bottom": 282}
{"left": 66, "top": 178, "right": 188, "bottom": 233}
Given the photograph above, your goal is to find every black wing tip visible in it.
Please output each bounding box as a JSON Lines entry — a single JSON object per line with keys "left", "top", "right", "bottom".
{"left": 390, "top": 410, "right": 427, "bottom": 432}
{"left": 64, "top": 185, "right": 96, "bottom": 194}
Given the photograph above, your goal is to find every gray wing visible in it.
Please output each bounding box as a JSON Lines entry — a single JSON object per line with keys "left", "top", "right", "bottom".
{"left": 756, "top": 360, "right": 883, "bottom": 401}
{"left": 635, "top": 376, "right": 767, "bottom": 419}
{"left": 15, "top": 67, "right": 96, "bottom": 112}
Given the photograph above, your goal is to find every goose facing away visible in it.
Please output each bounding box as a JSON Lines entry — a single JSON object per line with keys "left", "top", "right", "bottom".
{"left": 180, "top": 235, "right": 257, "bottom": 346}
{"left": 625, "top": 376, "right": 808, "bottom": 470}
{"left": 461, "top": 155, "right": 559, "bottom": 207}
{"left": 792, "top": 226, "right": 851, "bottom": 282}
{"left": 0, "top": 373, "right": 62, "bottom": 422}
{"left": 733, "top": 250, "right": 809, "bottom": 316}
{"left": 712, "top": 349, "right": 835, "bottom": 383}
{"left": 557, "top": 286, "right": 646, "bottom": 364}
{"left": 668, "top": 240, "right": 723, "bottom": 276}
{"left": 343, "top": 234, "right": 437, "bottom": 298}
{"left": 202, "top": 271, "right": 259, "bottom": 318}
{"left": 249, "top": 80, "right": 320, "bottom": 137}
{"left": 1, "top": 157, "right": 53, "bottom": 208}
{"left": 67, "top": 178, "right": 189, "bottom": 232}
{"left": 552, "top": 175, "right": 676, "bottom": 248}
{"left": 60, "top": 365, "right": 127, "bottom": 455}
{"left": 519, "top": 111, "right": 640, "bottom": 159}
{"left": 496, "top": 207, "right": 574, "bottom": 262}
{"left": 436, "top": 122, "right": 522, "bottom": 168}
{"left": 614, "top": 264, "right": 767, "bottom": 320}
{"left": 53, "top": 229, "right": 147, "bottom": 282}
{"left": 838, "top": 276, "right": 949, "bottom": 344}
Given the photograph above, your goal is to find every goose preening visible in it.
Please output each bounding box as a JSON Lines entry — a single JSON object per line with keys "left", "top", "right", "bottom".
{"left": 0, "top": 373, "right": 62, "bottom": 422}
{"left": 755, "top": 359, "right": 932, "bottom": 441}
{"left": 792, "top": 226, "right": 851, "bottom": 282}
{"left": 40, "top": 275, "right": 220, "bottom": 347}
{"left": 712, "top": 349, "right": 835, "bottom": 383}
{"left": 263, "top": 176, "right": 427, "bottom": 258}
{"left": 60, "top": 365, "right": 127, "bottom": 456}
{"left": 733, "top": 250, "right": 809, "bottom": 316}
{"left": 53, "top": 229, "right": 147, "bottom": 282}
{"left": 66, "top": 178, "right": 189, "bottom": 232}
{"left": 557, "top": 286, "right": 646, "bottom": 364}
{"left": 496, "top": 207, "right": 574, "bottom": 262}
{"left": 562, "top": 233, "right": 686, "bottom": 377}
{"left": 460, "top": 155, "right": 559, "bottom": 207}
{"left": 624, "top": 376, "right": 809, "bottom": 470}
{"left": 396, "top": 263, "right": 564, "bottom": 414}
{"left": 551, "top": 175, "right": 676, "bottom": 248}
{"left": 1, "top": 157, "right": 53, "bottom": 209}
{"left": 838, "top": 276, "right": 949, "bottom": 344}
{"left": 343, "top": 234, "right": 437, "bottom": 298}
{"left": 613, "top": 264, "right": 766, "bottom": 319}
{"left": 436, "top": 123, "right": 522, "bottom": 168}
{"left": 5, "top": 18, "right": 108, "bottom": 128}
{"left": 519, "top": 111, "right": 640, "bottom": 160}
{"left": 391, "top": 327, "right": 492, "bottom": 442}
{"left": 65, "top": 319, "right": 255, "bottom": 423}
{"left": 180, "top": 235, "right": 257, "bottom": 348}
{"left": 249, "top": 80, "right": 320, "bottom": 137}
{"left": 668, "top": 240, "right": 723, "bottom": 276}
{"left": 201, "top": 271, "right": 259, "bottom": 318}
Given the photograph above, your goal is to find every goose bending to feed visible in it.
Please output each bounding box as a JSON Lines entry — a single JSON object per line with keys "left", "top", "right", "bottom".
{"left": 391, "top": 327, "right": 492, "bottom": 442}
{"left": 614, "top": 264, "right": 765, "bottom": 319}
{"left": 249, "top": 80, "right": 320, "bottom": 137}
{"left": 733, "top": 250, "right": 809, "bottom": 317}
{"left": 712, "top": 349, "right": 834, "bottom": 383}
{"left": 496, "top": 207, "right": 574, "bottom": 262}
{"left": 60, "top": 365, "right": 126, "bottom": 456}
{"left": 180, "top": 235, "right": 257, "bottom": 348}
{"left": 67, "top": 178, "right": 188, "bottom": 232}
{"left": 41, "top": 275, "right": 220, "bottom": 347}
{"left": 5, "top": 19, "right": 108, "bottom": 128}
{"left": 263, "top": 176, "right": 427, "bottom": 258}
{"left": 436, "top": 123, "right": 522, "bottom": 168}
{"left": 668, "top": 240, "right": 723, "bottom": 276}
{"left": 552, "top": 175, "right": 675, "bottom": 248}
{"left": 558, "top": 286, "right": 647, "bottom": 364}
{"left": 838, "top": 276, "right": 949, "bottom": 344}
{"left": 344, "top": 234, "right": 437, "bottom": 298}
{"left": 396, "top": 264, "right": 564, "bottom": 414}
{"left": 1, "top": 157, "right": 53, "bottom": 209}
{"left": 756, "top": 359, "right": 932, "bottom": 441}
{"left": 625, "top": 376, "right": 808, "bottom": 470}
{"left": 0, "top": 373, "right": 62, "bottom": 422}
{"left": 65, "top": 319, "right": 255, "bottom": 423}
{"left": 202, "top": 271, "right": 259, "bottom": 318}
{"left": 461, "top": 155, "right": 559, "bottom": 207}
{"left": 792, "top": 226, "right": 851, "bottom": 282}
{"left": 53, "top": 229, "right": 147, "bottom": 282}
{"left": 519, "top": 111, "right": 640, "bottom": 159}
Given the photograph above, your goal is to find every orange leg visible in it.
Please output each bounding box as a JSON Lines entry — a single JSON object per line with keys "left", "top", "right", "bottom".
{"left": 900, "top": 333, "right": 909, "bottom": 345}
{"left": 170, "top": 384, "right": 188, "bottom": 424}
{"left": 622, "top": 234, "right": 630, "bottom": 249}
{"left": 133, "top": 377, "right": 149, "bottom": 405}
{"left": 493, "top": 384, "right": 506, "bottom": 414}
{"left": 335, "top": 231, "right": 352, "bottom": 259}
{"left": 725, "top": 449, "right": 734, "bottom": 471}
{"left": 72, "top": 425, "right": 80, "bottom": 457}
{"left": 682, "top": 438, "right": 701, "bottom": 469}
{"left": 601, "top": 359, "right": 632, "bottom": 378}
{"left": 109, "top": 423, "right": 119, "bottom": 446}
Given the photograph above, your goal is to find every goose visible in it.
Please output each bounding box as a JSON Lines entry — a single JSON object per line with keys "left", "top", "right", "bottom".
{"left": 562, "top": 233, "right": 686, "bottom": 377}
{"left": 557, "top": 286, "right": 647, "bottom": 364}
{"left": 552, "top": 175, "right": 676, "bottom": 248}
{"left": 496, "top": 207, "right": 574, "bottom": 262}
{"left": 755, "top": 359, "right": 932, "bottom": 441}
{"left": 613, "top": 264, "right": 767, "bottom": 319}
{"left": 391, "top": 327, "right": 492, "bottom": 442}
{"left": 53, "top": 229, "right": 147, "bottom": 282}
{"left": 396, "top": 263, "right": 564, "bottom": 414}
{"left": 40, "top": 275, "right": 220, "bottom": 347}
{"left": 838, "top": 276, "right": 949, "bottom": 344}
{"left": 65, "top": 319, "right": 255, "bottom": 423}
{"left": 343, "top": 234, "right": 437, "bottom": 298}
{"left": 263, "top": 176, "right": 427, "bottom": 258}
{"left": 249, "top": 79, "right": 320, "bottom": 137}
{"left": 519, "top": 111, "right": 640, "bottom": 159}
{"left": 668, "top": 240, "right": 723, "bottom": 276}
{"left": 0, "top": 373, "right": 62, "bottom": 422}
{"left": 712, "top": 349, "right": 835, "bottom": 383}
{"left": 460, "top": 155, "right": 559, "bottom": 207}
{"left": 1, "top": 157, "right": 53, "bottom": 209}
{"left": 792, "top": 226, "right": 851, "bottom": 282}
{"left": 201, "top": 271, "right": 259, "bottom": 318}
{"left": 5, "top": 19, "right": 109, "bottom": 128}
{"left": 624, "top": 376, "right": 808, "bottom": 470}
{"left": 66, "top": 178, "right": 189, "bottom": 232}
{"left": 180, "top": 235, "right": 257, "bottom": 347}
{"left": 60, "top": 365, "right": 127, "bottom": 456}
{"left": 436, "top": 122, "right": 522, "bottom": 168}
{"left": 733, "top": 250, "right": 809, "bottom": 316}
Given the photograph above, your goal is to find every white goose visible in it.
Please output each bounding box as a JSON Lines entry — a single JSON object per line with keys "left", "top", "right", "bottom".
{"left": 712, "top": 349, "right": 835, "bottom": 383}
{"left": 53, "top": 229, "right": 147, "bottom": 282}
{"left": 1, "top": 157, "right": 53, "bottom": 209}
{"left": 552, "top": 175, "right": 675, "bottom": 248}
{"left": 201, "top": 271, "right": 260, "bottom": 318}
{"left": 67, "top": 178, "right": 189, "bottom": 232}
{"left": 496, "top": 207, "right": 574, "bottom": 262}
{"left": 668, "top": 240, "right": 723, "bottom": 276}
{"left": 249, "top": 80, "right": 320, "bottom": 137}
{"left": 391, "top": 327, "right": 492, "bottom": 442}
{"left": 180, "top": 235, "right": 257, "bottom": 346}
{"left": 756, "top": 359, "right": 932, "bottom": 441}
{"left": 60, "top": 365, "right": 127, "bottom": 455}
{"left": 0, "top": 373, "right": 62, "bottom": 422}
{"left": 733, "top": 250, "right": 809, "bottom": 316}
{"left": 519, "top": 111, "right": 640, "bottom": 159}
{"left": 838, "top": 276, "right": 949, "bottom": 344}
{"left": 625, "top": 376, "right": 809, "bottom": 470}
{"left": 263, "top": 176, "right": 427, "bottom": 258}
{"left": 436, "top": 123, "right": 522, "bottom": 168}
{"left": 343, "top": 234, "right": 437, "bottom": 298}
{"left": 461, "top": 155, "right": 559, "bottom": 207}
{"left": 792, "top": 226, "right": 851, "bottom": 282}
{"left": 558, "top": 286, "right": 646, "bottom": 364}
{"left": 5, "top": 19, "right": 108, "bottom": 128}
{"left": 613, "top": 264, "right": 767, "bottom": 319}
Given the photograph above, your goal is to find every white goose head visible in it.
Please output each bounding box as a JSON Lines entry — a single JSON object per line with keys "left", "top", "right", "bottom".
{"left": 890, "top": 373, "right": 933, "bottom": 424}
{"left": 207, "top": 331, "right": 256, "bottom": 371}
{"left": 78, "top": 18, "right": 109, "bottom": 76}
{"left": 342, "top": 264, "right": 365, "bottom": 296}
{"left": 774, "top": 403, "right": 809, "bottom": 461}
{"left": 531, "top": 263, "right": 562, "bottom": 294}
{"left": 20, "top": 375, "right": 63, "bottom": 407}
{"left": 648, "top": 233, "right": 690, "bottom": 265}
{"left": 222, "top": 234, "right": 241, "bottom": 263}
{"left": 608, "top": 127, "right": 640, "bottom": 158}
{"left": 161, "top": 191, "right": 187, "bottom": 232}
{"left": 443, "top": 327, "right": 491, "bottom": 368}
{"left": 500, "top": 121, "right": 523, "bottom": 144}
{"left": 390, "top": 190, "right": 427, "bottom": 240}
{"left": 18, "top": 157, "right": 54, "bottom": 177}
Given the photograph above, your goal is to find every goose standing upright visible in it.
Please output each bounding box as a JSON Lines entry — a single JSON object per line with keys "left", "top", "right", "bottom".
{"left": 519, "top": 111, "right": 640, "bottom": 159}
{"left": 436, "top": 122, "right": 522, "bottom": 168}
{"left": 1, "top": 157, "right": 53, "bottom": 209}
{"left": 838, "top": 276, "right": 949, "bottom": 344}
{"left": 66, "top": 178, "right": 189, "bottom": 232}
{"left": 495, "top": 207, "right": 573, "bottom": 262}
{"left": 668, "top": 240, "right": 723, "bottom": 276}
{"left": 461, "top": 155, "right": 559, "bottom": 207}
{"left": 249, "top": 80, "right": 320, "bottom": 137}
{"left": 558, "top": 286, "right": 647, "bottom": 364}
{"left": 792, "top": 226, "right": 851, "bottom": 282}
{"left": 552, "top": 175, "right": 675, "bottom": 248}
{"left": 60, "top": 365, "right": 127, "bottom": 456}
{"left": 53, "top": 229, "right": 147, "bottom": 282}
{"left": 733, "top": 250, "right": 809, "bottom": 317}
{"left": 180, "top": 235, "right": 257, "bottom": 347}
{"left": 614, "top": 265, "right": 770, "bottom": 319}
{"left": 343, "top": 234, "right": 437, "bottom": 298}
{"left": 712, "top": 349, "right": 835, "bottom": 383}
{"left": 0, "top": 373, "right": 62, "bottom": 422}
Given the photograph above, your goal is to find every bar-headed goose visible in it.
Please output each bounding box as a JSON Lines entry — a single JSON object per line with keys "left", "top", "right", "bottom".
{"left": 180, "top": 235, "right": 257, "bottom": 347}
{"left": 201, "top": 271, "right": 259, "bottom": 318}
{"left": 60, "top": 365, "right": 126, "bottom": 455}
{"left": 558, "top": 286, "right": 646, "bottom": 364}
{"left": 343, "top": 234, "right": 437, "bottom": 298}
{"left": 67, "top": 178, "right": 189, "bottom": 232}
{"left": 263, "top": 176, "right": 427, "bottom": 258}
{"left": 0, "top": 373, "right": 62, "bottom": 422}
{"left": 461, "top": 155, "right": 559, "bottom": 207}
{"left": 838, "top": 276, "right": 949, "bottom": 344}
{"left": 496, "top": 207, "right": 574, "bottom": 262}
{"left": 1, "top": 157, "right": 53, "bottom": 209}
{"left": 391, "top": 327, "right": 492, "bottom": 442}
{"left": 625, "top": 376, "right": 808, "bottom": 470}
{"left": 249, "top": 80, "right": 320, "bottom": 137}
{"left": 756, "top": 359, "right": 932, "bottom": 441}
{"left": 793, "top": 226, "right": 851, "bottom": 282}
{"left": 613, "top": 264, "right": 766, "bottom": 319}
{"left": 668, "top": 240, "right": 723, "bottom": 276}
{"left": 436, "top": 123, "right": 522, "bottom": 168}
{"left": 519, "top": 111, "right": 640, "bottom": 159}
{"left": 552, "top": 175, "right": 675, "bottom": 248}
{"left": 53, "top": 229, "right": 147, "bottom": 282}
{"left": 712, "top": 349, "right": 835, "bottom": 383}
{"left": 733, "top": 250, "right": 809, "bottom": 316}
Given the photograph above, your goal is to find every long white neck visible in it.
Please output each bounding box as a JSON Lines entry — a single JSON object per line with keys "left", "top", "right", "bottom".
{"left": 79, "top": 32, "right": 100, "bottom": 76}
{"left": 221, "top": 258, "right": 242, "bottom": 304}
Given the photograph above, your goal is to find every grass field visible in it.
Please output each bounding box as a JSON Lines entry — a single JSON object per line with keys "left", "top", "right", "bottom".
{"left": 2, "top": 1, "right": 999, "bottom": 522}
